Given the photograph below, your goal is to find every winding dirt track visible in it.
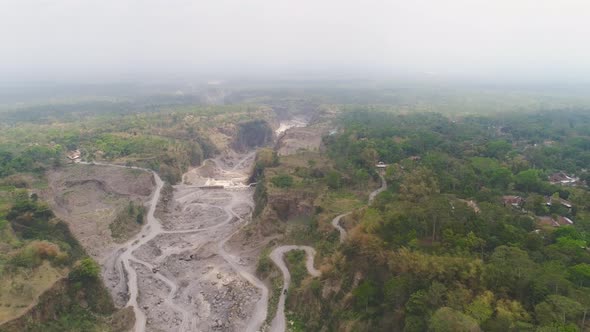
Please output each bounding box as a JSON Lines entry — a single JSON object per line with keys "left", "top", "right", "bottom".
{"left": 81, "top": 140, "right": 386, "bottom": 331}
{"left": 331, "top": 212, "right": 351, "bottom": 243}
{"left": 268, "top": 172, "right": 387, "bottom": 332}
{"left": 82, "top": 153, "right": 268, "bottom": 332}
{"left": 217, "top": 197, "right": 269, "bottom": 332}
{"left": 268, "top": 246, "right": 320, "bottom": 332}
{"left": 78, "top": 162, "right": 168, "bottom": 330}
{"left": 369, "top": 172, "right": 387, "bottom": 204}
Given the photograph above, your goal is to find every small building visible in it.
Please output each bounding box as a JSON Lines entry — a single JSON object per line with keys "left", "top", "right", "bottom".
{"left": 537, "top": 215, "right": 574, "bottom": 228}
{"left": 376, "top": 161, "right": 387, "bottom": 169}
{"left": 459, "top": 199, "right": 480, "bottom": 213}
{"left": 503, "top": 195, "right": 524, "bottom": 208}
{"left": 537, "top": 216, "right": 559, "bottom": 227}
{"left": 66, "top": 149, "right": 81, "bottom": 161}
{"left": 466, "top": 200, "right": 481, "bottom": 213}
{"left": 557, "top": 216, "right": 574, "bottom": 226}
{"left": 544, "top": 196, "right": 573, "bottom": 209}
{"left": 549, "top": 172, "right": 579, "bottom": 185}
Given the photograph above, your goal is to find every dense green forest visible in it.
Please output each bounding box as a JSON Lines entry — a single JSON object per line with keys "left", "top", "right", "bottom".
{"left": 284, "top": 109, "right": 590, "bottom": 331}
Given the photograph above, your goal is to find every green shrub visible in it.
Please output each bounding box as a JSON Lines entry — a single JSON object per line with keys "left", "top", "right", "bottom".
{"left": 8, "top": 240, "right": 62, "bottom": 269}
{"left": 271, "top": 174, "right": 293, "bottom": 188}
{"left": 69, "top": 258, "right": 100, "bottom": 281}
{"left": 256, "top": 251, "right": 272, "bottom": 277}
{"left": 326, "top": 171, "right": 342, "bottom": 189}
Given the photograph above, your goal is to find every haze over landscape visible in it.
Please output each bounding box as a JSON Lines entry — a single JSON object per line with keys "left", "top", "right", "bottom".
{"left": 2, "top": 1, "right": 590, "bottom": 332}
{"left": 3, "top": 0, "right": 590, "bottom": 83}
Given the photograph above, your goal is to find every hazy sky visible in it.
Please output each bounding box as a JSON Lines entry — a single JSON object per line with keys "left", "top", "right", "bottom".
{"left": 2, "top": 0, "right": 590, "bottom": 82}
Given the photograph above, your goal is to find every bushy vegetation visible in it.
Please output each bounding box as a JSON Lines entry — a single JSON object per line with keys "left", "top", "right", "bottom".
{"left": 5, "top": 192, "right": 84, "bottom": 266}
{"left": 69, "top": 258, "right": 100, "bottom": 281}
{"left": 233, "top": 120, "right": 274, "bottom": 151}
{"left": 5, "top": 85, "right": 590, "bottom": 330}
{"left": 289, "top": 110, "right": 590, "bottom": 331}
{"left": 109, "top": 201, "right": 145, "bottom": 241}
{"left": 0, "top": 146, "right": 62, "bottom": 178}
{"left": 0, "top": 95, "right": 284, "bottom": 330}
{"left": 285, "top": 250, "right": 307, "bottom": 289}
{"left": 270, "top": 174, "right": 294, "bottom": 188}
{"left": 0, "top": 101, "right": 232, "bottom": 184}
{"left": 0, "top": 189, "right": 112, "bottom": 329}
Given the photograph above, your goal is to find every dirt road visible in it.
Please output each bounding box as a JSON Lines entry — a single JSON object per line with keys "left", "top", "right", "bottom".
{"left": 217, "top": 192, "right": 269, "bottom": 332}
{"left": 332, "top": 172, "right": 386, "bottom": 243}
{"left": 267, "top": 171, "right": 388, "bottom": 332}
{"left": 79, "top": 162, "right": 179, "bottom": 331}
{"left": 77, "top": 121, "right": 385, "bottom": 331}
{"left": 368, "top": 172, "right": 387, "bottom": 204}
{"left": 268, "top": 246, "right": 320, "bottom": 332}
{"left": 331, "top": 212, "right": 351, "bottom": 243}
{"left": 85, "top": 152, "right": 268, "bottom": 332}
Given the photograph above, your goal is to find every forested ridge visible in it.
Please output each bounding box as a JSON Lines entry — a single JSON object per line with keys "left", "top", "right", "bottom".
{"left": 284, "top": 109, "right": 590, "bottom": 331}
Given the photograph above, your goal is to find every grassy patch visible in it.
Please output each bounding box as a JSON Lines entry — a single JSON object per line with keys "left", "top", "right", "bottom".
{"left": 109, "top": 201, "right": 144, "bottom": 242}
{"left": 257, "top": 246, "right": 285, "bottom": 325}
{"left": 25, "top": 304, "right": 108, "bottom": 332}
{"left": 0, "top": 261, "right": 64, "bottom": 323}
{"left": 2, "top": 275, "right": 118, "bottom": 332}
{"left": 256, "top": 247, "right": 273, "bottom": 279}
{"left": 317, "top": 191, "right": 363, "bottom": 214}
{"left": 263, "top": 151, "right": 332, "bottom": 192}
{"left": 279, "top": 152, "right": 331, "bottom": 169}
{"left": 285, "top": 250, "right": 307, "bottom": 290}
{"left": 284, "top": 216, "right": 327, "bottom": 246}
{"left": 270, "top": 175, "right": 294, "bottom": 188}
{"left": 128, "top": 168, "right": 145, "bottom": 178}
{"left": 266, "top": 275, "right": 283, "bottom": 324}
{"left": 285, "top": 312, "right": 307, "bottom": 332}
{"left": 0, "top": 189, "right": 15, "bottom": 217}
{"left": 29, "top": 176, "right": 48, "bottom": 190}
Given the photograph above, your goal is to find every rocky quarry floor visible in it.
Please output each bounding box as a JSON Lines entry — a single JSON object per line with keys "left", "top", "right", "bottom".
{"left": 100, "top": 151, "right": 267, "bottom": 332}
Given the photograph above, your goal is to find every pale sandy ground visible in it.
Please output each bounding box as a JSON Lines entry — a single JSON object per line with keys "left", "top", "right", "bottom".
{"left": 100, "top": 152, "right": 269, "bottom": 332}
{"left": 45, "top": 164, "right": 154, "bottom": 261}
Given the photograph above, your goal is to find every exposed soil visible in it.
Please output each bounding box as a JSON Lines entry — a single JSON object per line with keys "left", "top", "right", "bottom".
{"left": 42, "top": 119, "right": 337, "bottom": 332}
{"left": 100, "top": 151, "right": 269, "bottom": 332}
{"left": 275, "top": 121, "right": 329, "bottom": 156}
{"left": 45, "top": 164, "right": 155, "bottom": 261}
{"left": 274, "top": 117, "right": 307, "bottom": 136}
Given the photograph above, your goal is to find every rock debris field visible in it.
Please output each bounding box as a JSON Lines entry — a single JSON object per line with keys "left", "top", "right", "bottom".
{"left": 100, "top": 152, "right": 268, "bottom": 332}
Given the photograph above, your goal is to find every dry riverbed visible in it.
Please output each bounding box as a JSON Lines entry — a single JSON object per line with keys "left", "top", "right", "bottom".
{"left": 61, "top": 151, "right": 268, "bottom": 332}
{"left": 100, "top": 151, "right": 269, "bottom": 332}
